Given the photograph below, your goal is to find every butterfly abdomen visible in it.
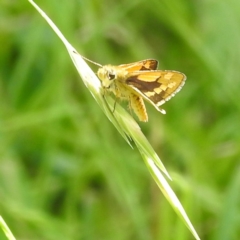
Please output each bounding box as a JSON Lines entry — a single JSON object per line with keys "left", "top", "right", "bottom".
{"left": 129, "top": 93, "right": 148, "bottom": 122}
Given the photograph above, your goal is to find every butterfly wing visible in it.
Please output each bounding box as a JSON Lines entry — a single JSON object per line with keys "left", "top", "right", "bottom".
{"left": 117, "top": 59, "right": 158, "bottom": 71}
{"left": 125, "top": 70, "right": 186, "bottom": 113}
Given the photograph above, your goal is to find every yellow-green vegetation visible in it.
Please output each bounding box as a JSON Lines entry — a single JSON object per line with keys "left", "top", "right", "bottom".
{"left": 0, "top": 1, "right": 240, "bottom": 240}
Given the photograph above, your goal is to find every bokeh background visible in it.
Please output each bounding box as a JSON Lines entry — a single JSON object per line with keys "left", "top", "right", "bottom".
{"left": 1, "top": 0, "right": 240, "bottom": 240}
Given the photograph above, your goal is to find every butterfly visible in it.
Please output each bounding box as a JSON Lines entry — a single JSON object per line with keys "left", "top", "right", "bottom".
{"left": 82, "top": 57, "right": 186, "bottom": 122}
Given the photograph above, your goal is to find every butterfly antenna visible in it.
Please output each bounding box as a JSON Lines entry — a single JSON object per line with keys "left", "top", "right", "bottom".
{"left": 80, "top": 55, "right": 103, "bottom": 67}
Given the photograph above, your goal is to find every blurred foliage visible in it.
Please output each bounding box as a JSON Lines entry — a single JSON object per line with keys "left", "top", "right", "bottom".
{"left": 0, "top": 0, "right": 240, "bottom": 240}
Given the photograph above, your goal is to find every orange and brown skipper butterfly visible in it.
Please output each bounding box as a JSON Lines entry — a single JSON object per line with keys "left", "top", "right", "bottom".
{"left": 83, "top": 57, "right": 186, "bottom": 122}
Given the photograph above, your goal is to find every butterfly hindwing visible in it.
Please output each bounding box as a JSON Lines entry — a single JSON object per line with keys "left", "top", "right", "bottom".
{"left": 125, "top": 70, "right": 186, "bottom": 107}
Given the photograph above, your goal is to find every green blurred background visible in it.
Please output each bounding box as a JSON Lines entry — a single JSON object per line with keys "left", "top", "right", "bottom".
{"left": 0, "top": 0, "right": 240, "bottom": 239}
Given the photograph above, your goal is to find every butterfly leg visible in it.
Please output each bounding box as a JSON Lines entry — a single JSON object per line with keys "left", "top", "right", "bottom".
{"left": 128, "top": 95, "right": 134, "bottom": 118}
{"left": 112, "top": 83, "right": 122, "bottom": 114}
{"left": 112, "top": 97, "right": 118, "bottom": 113}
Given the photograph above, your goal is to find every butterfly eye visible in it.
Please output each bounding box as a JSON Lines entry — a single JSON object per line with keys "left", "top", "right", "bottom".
{"left": 108, "top": 72, "right": 116, "bottom": 80}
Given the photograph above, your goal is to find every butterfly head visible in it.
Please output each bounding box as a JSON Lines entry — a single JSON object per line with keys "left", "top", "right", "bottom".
{"left": 97, "top": 65, "right": 118, "bottom": 89}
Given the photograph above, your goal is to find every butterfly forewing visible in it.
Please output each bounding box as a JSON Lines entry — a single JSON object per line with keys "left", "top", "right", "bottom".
{"left": 118, "top": 59, "right": 158, "bottom": 71}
